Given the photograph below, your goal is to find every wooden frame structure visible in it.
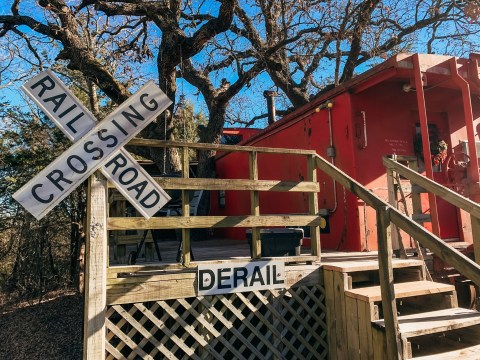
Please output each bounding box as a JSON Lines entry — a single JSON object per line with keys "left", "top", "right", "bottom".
{"left": 83, "top": 140, "right": 480, "bottom": 360}
{"left": 84, "top": 141, "right": 325, "bottom": 359}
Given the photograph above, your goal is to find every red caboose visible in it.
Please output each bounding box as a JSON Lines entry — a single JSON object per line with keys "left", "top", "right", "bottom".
{"left": 211, "top": 53, "right": 480, "bottom": 252}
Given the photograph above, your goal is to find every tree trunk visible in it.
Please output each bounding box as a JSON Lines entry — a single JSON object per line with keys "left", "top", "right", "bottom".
{"left": 146, "top": 36, "right": 183, "bottom": 174}
{"left": 266, "top": 58, "right": 310, "bottom": 109}
{"left": 198, "top": 104, "right": 227, "bottom": 178}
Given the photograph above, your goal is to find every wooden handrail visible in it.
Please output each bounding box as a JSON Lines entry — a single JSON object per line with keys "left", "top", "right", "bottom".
{"left": 314, "top": 155, "right": 386, "bottom": 208}
{"left": 108, "top": 215, "right": 326, "bottom": 230}
{"left": 128, "top": 138, "right": 317, "bottom": 155}
{"left": 314, "top": 154, "right": 480, "bottom": 285}
{"left": 383, "top": 156, "right": 480, "bottom": 218}
{"left": 108, "top": 178, "right": 320, "bottom": 192}
{"left": 389, "top": 208, "right": 480, "bottom": 284}
{"left": 315, "top": 153, "right": 480, "bottom": 360}
{"left": 384, "top": 155, "right": 480, "bottom": 265}
{"left": 114, "top": 141, "right": 323, "bottom": 262}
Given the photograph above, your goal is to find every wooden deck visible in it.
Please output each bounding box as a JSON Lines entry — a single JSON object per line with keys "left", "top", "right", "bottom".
{"left": 110, "top": 236, "right": 390, "bottom": 266}
{"left": 111, "top": 238, "right": 252, "bottom": 265}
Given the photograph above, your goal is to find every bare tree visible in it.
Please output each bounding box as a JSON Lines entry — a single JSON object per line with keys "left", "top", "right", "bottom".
{"left": 180, "top": 56, "right": 263, "bottom": 177}
{"left": 1, "top": 0, "right": 479, "bottom": 177}
{"left": 0, "top": 0, "right": 237, "bottom": 173}
{"left": 233, "top": 0, "right": 480, "bottom": 108}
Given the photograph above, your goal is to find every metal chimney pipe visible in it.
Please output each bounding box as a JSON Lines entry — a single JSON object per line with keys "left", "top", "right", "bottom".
{"left": 263, "top": 90, "right": 277, "bottom": 125}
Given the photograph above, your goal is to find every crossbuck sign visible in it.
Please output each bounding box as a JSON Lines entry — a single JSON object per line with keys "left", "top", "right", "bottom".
{"left": 13, "top": 70, "right": 172, "bottom": 220}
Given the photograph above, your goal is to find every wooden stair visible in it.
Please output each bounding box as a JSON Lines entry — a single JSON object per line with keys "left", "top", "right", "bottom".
{"left": 323, "top": 256, "right": 480, "bottom": 359}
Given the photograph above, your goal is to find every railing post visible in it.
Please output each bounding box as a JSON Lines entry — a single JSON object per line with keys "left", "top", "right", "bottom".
{"left": 181, "top": 146, "right": 191, "bottom": 265}
{"left": 307, "top": 154, "right": 321, "bottom": 259}
{"left": 83, "top": 171, "right": 107, "bottom": 360}
{"left": 377, "top": 206, "right": 402, "bottom": 360}
{"left": 386, "top": 166, "right": 403, "bottom": 257}
{"left": 249, "top": 151, "right": 261, "bottom": 259}
{"left": 472, "top": 216, "right": 480, "bottom": 265}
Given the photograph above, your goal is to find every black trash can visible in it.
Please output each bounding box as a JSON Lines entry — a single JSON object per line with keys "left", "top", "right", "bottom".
{"left": 246, "top": 228, "right": 304, "bottom": 257}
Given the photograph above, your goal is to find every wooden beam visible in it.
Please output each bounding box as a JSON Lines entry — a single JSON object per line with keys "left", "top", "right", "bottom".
{"left": 376, "top": 206, "right": 402, "bottom": 360}
{"left": 83, "top": 172, "right": 108, "bottom": 360}
{"left": 386, "top": 167, "right": 402, "bottom": 254}
{"left": 307, "top": 155, "right": 321, "bottom": 259}
{"left": 107, "top": 257, "right": 320, "bottom": 279}
{"left": 128, "top": 138, "right": 317, "bottom": 155}
{"left": 109, "top": 178, "right": 320, "bottom": 192}
{"left": 108, "top": 215, "right": 325, "bottom": 230}
{"left": 250, "top": 151, "right": 261, "bottom": 259}
{"left": 147, "top": 178, "right": 319, "bottom": 192}
{"left": 315, "top": 155, "right": 385, "bottom": 208}
{"left": 181, "top": 146, "right": 191, "bottom": 265}
{"left": 472, "top": 216, "right": 480, "bottom": 265}
{"left": 106, "top": 264, "right": 322, "bottom": 305}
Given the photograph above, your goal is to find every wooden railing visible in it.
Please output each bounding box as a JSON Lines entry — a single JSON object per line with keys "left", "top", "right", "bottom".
{"left": 314, "top": 154, "right": 480, "bottom": 360}
{"left": 383, "top": 155, "right": 480, "bottom": 264}
{"left": 89, "top": 140, "right": 480, "bottom": 360}
{"left": 108, "top": 139, "right": 323, "bottom": 266}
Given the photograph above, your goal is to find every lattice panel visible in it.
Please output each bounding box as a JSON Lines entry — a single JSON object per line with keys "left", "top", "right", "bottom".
{"left": 106, "top": 284, "right": 328, "bottom": 360}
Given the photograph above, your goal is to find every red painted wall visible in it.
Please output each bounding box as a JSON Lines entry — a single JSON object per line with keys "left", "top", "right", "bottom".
{"left": 212, "top": 56, "right": 480, "bottom": 251}
{"left": 213, "top": 92, "right": 362, "bottom": 251}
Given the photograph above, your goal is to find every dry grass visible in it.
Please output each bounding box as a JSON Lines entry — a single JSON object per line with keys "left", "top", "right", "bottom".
{"left": 0, "top": 290, "right": 83, "bottom": 360}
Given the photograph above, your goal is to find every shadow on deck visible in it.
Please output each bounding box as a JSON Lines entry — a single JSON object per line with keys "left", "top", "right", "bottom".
{"left": 110, "top": 237, "right": 380, "bottom": 266}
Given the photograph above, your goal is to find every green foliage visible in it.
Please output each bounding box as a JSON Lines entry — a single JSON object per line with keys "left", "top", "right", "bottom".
{"left": 0, "top": 104, "right": 84, "bottom": 299}
{"left": 173, "top": 101, "right": 207, "bottom": 159}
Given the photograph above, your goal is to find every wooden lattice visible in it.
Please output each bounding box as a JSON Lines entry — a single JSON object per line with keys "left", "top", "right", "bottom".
{"left": 105, "top": 284, "right": 328, "bottom": 360}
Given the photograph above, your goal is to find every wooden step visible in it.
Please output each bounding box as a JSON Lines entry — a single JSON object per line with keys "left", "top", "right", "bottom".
{"left": 442, "top": 241, "right": 473, "bottom": 251}
{"left": 412, "top": 344, "right": 480, "bottom": 359}
{"left": 322, "top": 258, "right": 424, "bottom": 273}
{"left": 345, "top": 280, "right": 455, "bottom": 302}
{"left": 372, "top": 308, "right": 480, "bottom": 337}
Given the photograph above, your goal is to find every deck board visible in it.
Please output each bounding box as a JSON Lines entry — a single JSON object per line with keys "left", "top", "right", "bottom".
{"left": 373, "top": 308, "right": 480, "bottom": 337}
{"left": 112, "top": 238, "right": 406, "bottom": 266}
{"left": 345, "top": 281, "right": 455, "bottom": 302}
{"left": 412, "top": 343, "right": 480, "bottom": 359}
{"left": 322, "top": 258, "right": 424, "bottom": 273}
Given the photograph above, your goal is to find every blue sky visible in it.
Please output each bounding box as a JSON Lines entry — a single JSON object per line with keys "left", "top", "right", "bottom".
{"left": 1, "top": 0, "right": 479, "bottom": 129}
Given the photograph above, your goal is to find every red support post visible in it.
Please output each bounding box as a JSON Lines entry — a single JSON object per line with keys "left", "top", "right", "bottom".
{"left": 412, "top": 54, "right": 441, "bottom": 236}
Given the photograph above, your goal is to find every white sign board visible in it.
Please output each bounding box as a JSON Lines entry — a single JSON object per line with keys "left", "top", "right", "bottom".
{"left": 21, "top": 69, "right": 98, "bottom": 142}
{"left": 20, "top": 70, "right": 172, "bottom": 219}
{"left": 197, "top": 260, "right": 285, "bottom": 295}
{"left": 14, "top": 79, "right": 171, "bottom": 220}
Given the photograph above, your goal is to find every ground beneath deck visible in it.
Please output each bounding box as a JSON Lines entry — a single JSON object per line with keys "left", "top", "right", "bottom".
{"left": 0, "top": 290, "right": 83, "bottom": 360}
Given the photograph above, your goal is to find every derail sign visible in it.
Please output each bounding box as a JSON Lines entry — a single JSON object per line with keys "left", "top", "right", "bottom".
{"left": 198, "top": 261, "right": 286, "bottom": 296}
{"left": 14, "top": 70, "right": 172, "bottom": 220}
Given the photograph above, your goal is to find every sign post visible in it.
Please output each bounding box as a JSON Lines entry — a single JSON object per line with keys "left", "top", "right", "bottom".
{"left": 14, "top": 70, "right": 172, "bottom": 219}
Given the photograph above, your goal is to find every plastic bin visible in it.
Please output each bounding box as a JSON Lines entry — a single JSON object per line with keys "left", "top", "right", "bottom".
{"left": 246, "top": 228, "right": 303, "bottom": 257}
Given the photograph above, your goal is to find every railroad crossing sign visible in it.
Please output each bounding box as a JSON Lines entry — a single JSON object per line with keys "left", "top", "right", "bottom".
{"left": 13, "top": 70, "right": 172, "bottom": 220}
